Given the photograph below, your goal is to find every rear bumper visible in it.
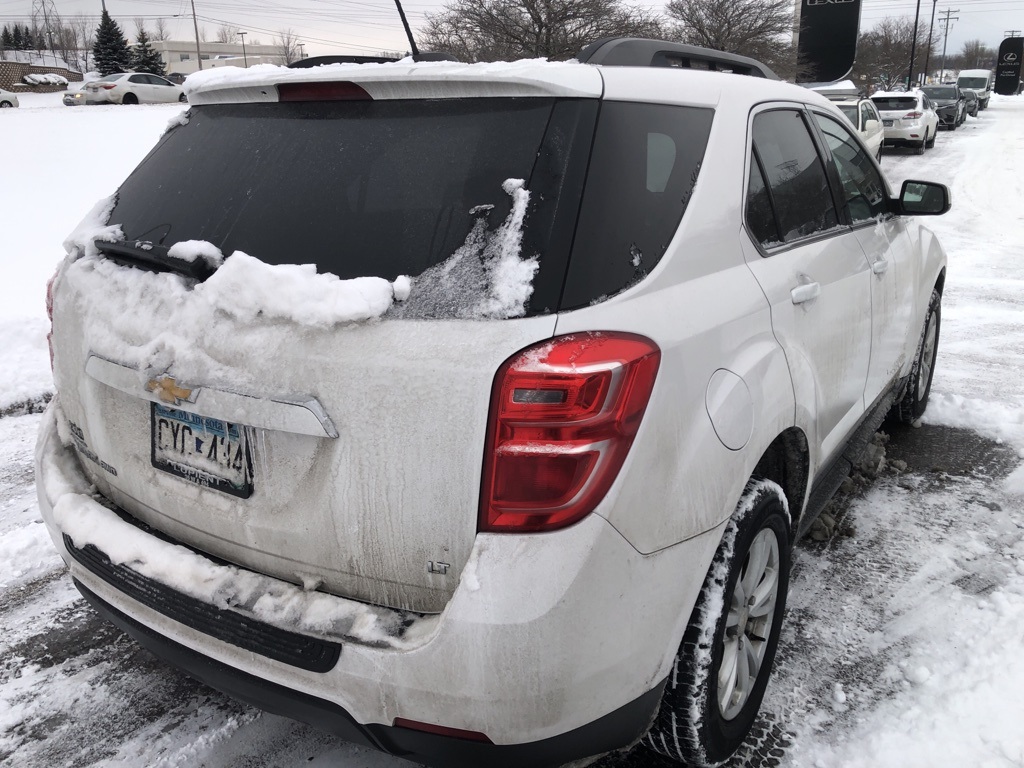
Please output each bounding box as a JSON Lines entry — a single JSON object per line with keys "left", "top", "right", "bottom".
{"left": 881, "top": 125, "right": 927, "bottom": 145}
{"left": 36, "top": 399, "right": 722, "bottom": 766}
{"left": 77, "top": 579, "right": 665, "bottom": 768}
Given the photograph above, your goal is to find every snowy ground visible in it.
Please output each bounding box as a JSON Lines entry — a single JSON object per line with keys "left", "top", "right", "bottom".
{"left": 1, "top": 91, "right": 1023, "bottom": 767}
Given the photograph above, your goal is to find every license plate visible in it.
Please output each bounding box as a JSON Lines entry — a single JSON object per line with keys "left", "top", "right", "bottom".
{"left": 151, "top": 403, "right": 253, "bottom": 497}
{"left": 883, "top": 120, "right": 894, "bottom": 127}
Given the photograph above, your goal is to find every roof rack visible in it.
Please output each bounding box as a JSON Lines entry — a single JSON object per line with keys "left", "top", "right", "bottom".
{"left": 287, "top": 52, "right": 459, "bottom": 68}
{"left": 577, "top": 37, "right": 780, "bottom": 81}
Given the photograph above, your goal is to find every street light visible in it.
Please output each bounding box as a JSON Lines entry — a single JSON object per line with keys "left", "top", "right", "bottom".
{"left": 238, "top": 30, "right": 247, "bottom": 68}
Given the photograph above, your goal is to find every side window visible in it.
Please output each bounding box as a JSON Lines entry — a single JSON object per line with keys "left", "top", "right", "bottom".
{"left": 561, "top": 102, "right": 714, "bottom": 309}
{"left": 129, "top": 74, "right": 147, "bottom": 84}
{"left": 750, "top": 109, "right": 838, "bottom": 245}
{"left": 812, "top": 113, "right": 887, "bottom": 223}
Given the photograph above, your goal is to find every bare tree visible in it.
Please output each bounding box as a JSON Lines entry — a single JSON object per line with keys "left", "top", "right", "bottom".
{"left": 421, "top": 0, "right": 664, "bottom": 62}
{"left": 665, "top": 0, "right": 802, "bottom": 79}
{"left": 153, "top": 17, "right": 170, "bottom": 42}
{"left": 276, "top": 27, "right": 300, "bottom": 64}
{"left": 216, "top": 23, "right": 240, "bottom": 43}
{"left": 133, "top": 17, "right": 147, "bottom": 43}
{"left": 952, "top": 39, "right": 996, "bottom": 71}
{"left": 852, "top": 17, "right": 932, "bottom": 91}
{"left": 70, "top": 15, "right": 96, "bottom": 71}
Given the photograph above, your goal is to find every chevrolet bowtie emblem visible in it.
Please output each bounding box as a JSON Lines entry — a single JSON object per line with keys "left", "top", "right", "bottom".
{"left": 146, "top": 375, "right": 194, "bottom": 405}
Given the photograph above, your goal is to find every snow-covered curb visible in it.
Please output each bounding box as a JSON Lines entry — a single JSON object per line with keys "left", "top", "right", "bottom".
{"left": 37, "top": 399, "right": 439, "bottom": 650}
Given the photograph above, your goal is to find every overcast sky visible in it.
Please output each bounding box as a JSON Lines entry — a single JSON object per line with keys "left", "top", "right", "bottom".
{"left": 2, "top": 0, "right": 1022, "bottom": 60}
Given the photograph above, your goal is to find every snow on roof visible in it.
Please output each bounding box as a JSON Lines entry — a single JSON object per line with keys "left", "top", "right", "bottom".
{"left": 184, "top": 59, "right": 605, "bottom": 103}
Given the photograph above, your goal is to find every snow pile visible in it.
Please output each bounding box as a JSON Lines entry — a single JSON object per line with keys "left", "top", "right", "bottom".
{"left": 395, "top": 178, "right": 538, "bottom": 319}
{"left": 62, "top": 195, "right": 122, "bottom": 261}
{"left": 167, "top": 240, "right": 224, "bottom": 269}
{"left": 23, "top": 73, "right": 68, "bottom": 86}
{"left": 0, "top": 318, "right": 52, "bottom": 414}
{"left": 38, "top": 402, "right": 438, "bottom": 649}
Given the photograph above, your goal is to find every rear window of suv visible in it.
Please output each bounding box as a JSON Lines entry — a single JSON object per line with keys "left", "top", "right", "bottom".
{"left": 107, "top": 96, "right": 712, "bottom": 316}
{"left": 871, "top": 97, "right": 918, "bottom": 111}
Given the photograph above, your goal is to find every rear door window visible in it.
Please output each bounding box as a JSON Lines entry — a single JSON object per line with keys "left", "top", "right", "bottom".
{"left": 871, "top": 97, "right": 918, "bottom": 112}
{"left": 748, "top": 109, "right": 839, "bottom": 246}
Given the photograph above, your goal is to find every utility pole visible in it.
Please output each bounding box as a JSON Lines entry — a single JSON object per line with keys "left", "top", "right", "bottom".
{"left": 923, "top": 0, "right": 938, "bottom": 84}
{"left": 190, "top": 0, "right": 203, "bottom": 70}
{"left": 238, "top": 30, "right": 247, "bottom": 67}
{"left": 907, "top": 0, "right": 923, "bottom": 87}
{"left": 297, "top": 42, "right": 304, "bottom": 60}
{"left": 939, "top": 9, "right": 959, "bottom": 83}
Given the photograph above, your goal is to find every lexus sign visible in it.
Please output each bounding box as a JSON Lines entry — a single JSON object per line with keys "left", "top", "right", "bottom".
{"left": 995, "top": 37, "right": 1024, "bottom": 95}
{"left": 797, "top": 0, "right": 863, "bottom": 83}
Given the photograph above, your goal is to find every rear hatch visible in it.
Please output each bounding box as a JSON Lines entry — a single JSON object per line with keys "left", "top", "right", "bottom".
{"left": 52, "top": 65, "right": 715, "bottom": 613}
{"left": 53, "top": 70, "right": 603, "bottom": 613}
{"left": 870, "top": 95, "right": 921, "bottom": 128}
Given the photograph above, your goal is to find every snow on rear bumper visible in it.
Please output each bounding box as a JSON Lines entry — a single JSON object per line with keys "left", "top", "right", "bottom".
{"left": 35, "top": 398, "right": 723, "bottom": 750}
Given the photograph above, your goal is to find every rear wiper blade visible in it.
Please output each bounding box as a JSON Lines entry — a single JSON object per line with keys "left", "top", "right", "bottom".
{"left": 94, "top": 240, "right": 216, "bottom": 281}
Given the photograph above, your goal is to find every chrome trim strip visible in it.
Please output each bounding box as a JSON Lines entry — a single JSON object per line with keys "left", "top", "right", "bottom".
{"left": 85, "top": 355, "right": 339, "bottom": 439}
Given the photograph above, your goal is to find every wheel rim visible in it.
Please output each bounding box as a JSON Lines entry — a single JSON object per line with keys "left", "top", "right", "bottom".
{"left": 918, "top": 311, "right": 937, "bottom": 396}
{"left": 717, "top": 528, "right": 781, "bottom": 721}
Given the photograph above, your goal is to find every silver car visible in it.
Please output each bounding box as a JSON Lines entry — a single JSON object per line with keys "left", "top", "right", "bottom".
{"left": 0, "top": 88, "right": 19, "bottom": 108}
{"left": 870, "top": 90, "right": 939, "bottom": 154}
{"left": 83, "top": 73, "right": 186, "bottom": 105}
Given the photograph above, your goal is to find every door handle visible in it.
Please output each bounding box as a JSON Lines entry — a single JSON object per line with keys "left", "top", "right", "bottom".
{"left": 872, "top": 258, "right": 889, "bottom": 275}
{"left": 790, "top": 280, "right": 821, "bottom": 305}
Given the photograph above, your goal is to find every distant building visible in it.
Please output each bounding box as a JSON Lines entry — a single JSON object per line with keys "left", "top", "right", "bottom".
{"left": 151, "top": 40, "right": 288, "bottom": 75}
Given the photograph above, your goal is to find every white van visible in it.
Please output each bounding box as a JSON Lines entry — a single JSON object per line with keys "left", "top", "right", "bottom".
{"left": 957, "top": 69, "right": 994, "bottom": 109}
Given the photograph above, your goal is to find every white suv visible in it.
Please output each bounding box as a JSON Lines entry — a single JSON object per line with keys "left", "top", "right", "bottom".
{"left": 871, "top": 90, "right": 940, "bottom": 153}
{"left": 37, "top": 39, "right": 949, "bottom": 768}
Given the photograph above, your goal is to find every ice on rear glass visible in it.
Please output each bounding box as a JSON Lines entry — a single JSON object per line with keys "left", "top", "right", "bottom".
{"left": 393, "top": 178, "right": 538, "bottom": 319}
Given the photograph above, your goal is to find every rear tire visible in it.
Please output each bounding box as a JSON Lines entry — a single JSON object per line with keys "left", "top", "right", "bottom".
{"left": 0, "top": 100, "right": 12, "bottom": 108}
{"left": 122, "top": 92, "right": 138, "bottom": 105}
{"left": 643, "top": 481, "right": 791, "bottom": 767}
{"left": 916, "top": 135, "right": 926, "bottom": 154}
{"left": 925, "top": 131, "right": 936, "bottom": 149}
{"left": 897, "top": 289, "right": 941, "bottom": 423}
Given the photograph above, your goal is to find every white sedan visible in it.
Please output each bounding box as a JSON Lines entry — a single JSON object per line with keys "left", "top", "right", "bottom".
{"left": 83, "top": 73, "right": 186, "bottom": 105}
{"left": 0, "top": 88, "right": 19, "bottom": 108}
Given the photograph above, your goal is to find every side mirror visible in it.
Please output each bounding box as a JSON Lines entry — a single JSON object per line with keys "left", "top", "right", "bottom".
{"left": 897, "top": 180, "right": 951, "bottom": 216}
{"left": 864, "top": 118, "right": 880, "bottom": 131}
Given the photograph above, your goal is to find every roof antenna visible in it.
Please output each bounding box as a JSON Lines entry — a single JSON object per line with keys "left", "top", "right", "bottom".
{"left": 393, "top": 0, "right": 420, "bottom": 58}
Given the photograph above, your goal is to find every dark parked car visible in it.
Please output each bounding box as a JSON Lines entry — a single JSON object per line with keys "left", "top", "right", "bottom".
{"left": 921, "top": 85, "right": 966, "bottom": 130}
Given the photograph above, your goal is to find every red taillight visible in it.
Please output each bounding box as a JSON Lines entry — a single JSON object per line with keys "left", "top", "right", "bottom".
{"left": 903, "top": 111, "right": 923, "bottom": 120}
{"left": 277, "top": 81, "right": 372, "bottom": 102}
{"left": 479, "top": 332, "right": 661, "bottom": 533}
{"left": 101, "top": 83, "right": 117, "bottom": 90}
{"left": 393, "top": 717, "right": 492, "bottom": 743}
{"left": 45, "top": 270, "right": 57, "bottom": 371}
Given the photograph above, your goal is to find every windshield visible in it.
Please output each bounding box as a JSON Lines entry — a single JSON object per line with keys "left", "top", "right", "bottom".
{"left": 958, "top": 77, "right": 989, "bottom": 89}
{"left": 922, "top": 87, "right": 957, "bottom": 100}
{"left": 838, "top": 105, "right": 858, "bottom": 123}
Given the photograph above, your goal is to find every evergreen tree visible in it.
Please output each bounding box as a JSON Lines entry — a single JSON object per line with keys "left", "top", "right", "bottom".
{"left": 0, "top": 26, "right": 11, "bottom": 52}
{"left": 12, "top": 24, "right": 24, "bottom": 50}
{"left": 92, "top": 11, "right": 131, "bottom": 75}
{"left": 131, "top": 28, "right": 165, "bottom": 75}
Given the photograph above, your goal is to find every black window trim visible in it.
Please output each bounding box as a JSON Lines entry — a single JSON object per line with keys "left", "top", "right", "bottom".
{"left": 742, "top": 102, "right": 849, "bottom": 258}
